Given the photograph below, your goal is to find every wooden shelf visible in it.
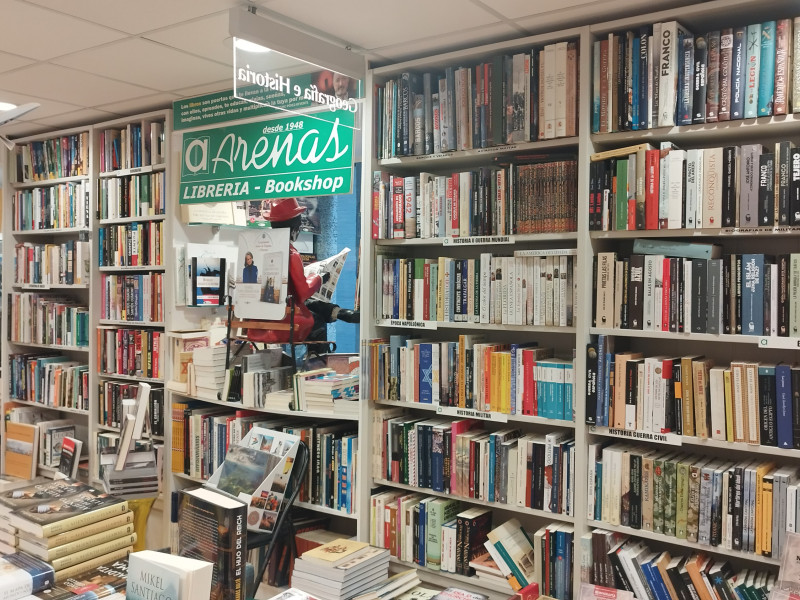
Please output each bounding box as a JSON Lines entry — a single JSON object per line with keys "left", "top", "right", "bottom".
{"left": 591, "top": 113, "right": 800, "bottom": 147}
{"left": 376, "top": 319, "right": 576, "bottom": 334}
{"left": 377, "top": 137, "right": 579, "bottom": 169}
{"left": 590, "top": 227, "right": 800, "bottom": 239}
{"left": 98, "top": 265, "right": 165, "bottom": 272}
{"left": 12, "top": 227, "right": 90, "bottom": 236}
{"left": 12, "top": 283, "right": 89, "bottom": 290}
{"left": 98, "top": 163, "right": 166, "bottom": 178}
{"left": 168, "top": 391, "right": 360, "bottom": 421}
{"left": 373, "top": 478, "right": 575, "bottom": 523}
{"left": 99, "top": 214, "right": 166, "bottom": 225}
{"left": 389, "top": 557, "right": 514, "bottom": 600}
{"left": 376, "top": 232, "right": 579, "bottom": 246}
{"left": 11, "top": 174, "right": 90, "bottom": 188}
{"left": 97, "top": 373, "right": 164, "bottom": 384}
{"left": 588, "top": 426, "right": 800, "bottom": 457}
{"left": 585, "top": 520, "right": 780, "bottom": 566}
{"left": 98, "top": 320, "right": 165, "bottom": 328}
{"left": 8, "top": 340, "right": 88, "bottom": 352}
{"left": 373, "top": 399, "right": 575, "bottom": 427}
{"left": 9, "top": 397, "right": 88, "bottom": 415}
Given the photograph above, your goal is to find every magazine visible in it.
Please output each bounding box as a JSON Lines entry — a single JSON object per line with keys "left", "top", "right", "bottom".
{"left": 305, "top": 247, "right": 350, "bottom": 302}
{"left": 234, "top": 229, "right": 290, "bottom": 321}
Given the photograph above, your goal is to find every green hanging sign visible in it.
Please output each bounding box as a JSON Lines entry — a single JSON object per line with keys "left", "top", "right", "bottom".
{"left": 179, "top": 109, "right": 354, "bottom": 204}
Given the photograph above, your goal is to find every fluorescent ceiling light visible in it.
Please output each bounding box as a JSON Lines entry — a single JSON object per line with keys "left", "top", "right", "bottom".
{"left": 229, "top": 6, "right": 364, "bottom": 80}
{"left": 0, "top": 102, "right": 17, "bottom": 111}
{"left": 234, "top": 38, "right": 270, "bottom": 53}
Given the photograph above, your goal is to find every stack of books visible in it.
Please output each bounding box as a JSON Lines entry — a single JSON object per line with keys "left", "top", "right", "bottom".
{"left": 291, "top": 538, "right": 390, "bottom": 600}
{"left": 301, "top": 372, "right": 360, "bottom": 416}
{"left": 0, "top": 479, "right": 134, "bottom": 582}
{"left": 191, "top": 345, "right": 228, "bottom": 400}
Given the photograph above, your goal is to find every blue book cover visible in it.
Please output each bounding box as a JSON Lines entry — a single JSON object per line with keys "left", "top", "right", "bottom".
{"left": 758, "top": 21, "right": 776, "bottom": 116}
{"left": 444, "top": 67, "right": 456, "bottom": 152}
{"left": 418, "top": 343, "right": 434, "bottom": 403}
{"left": 592, "top": 41, "right": 601, "bottom": 133}
{"left": 777, "top": 364, "right": 793, "bottom": 448}
{"left": 632, "top": 36, "right": 641, "bottom": 131}
{"left": 741, "top": 254, "right": 765, "bottom": 335}
{"left": 461, "top": 259, "right": 469, "bottom": 319}
{"left": 554, "top": 528, "right": 567, "bottom": 598}
{"left": 2, "top": 552, "right": 55, "bottom": 595}
{"left": 731, "top": 26, "right": 747, "bottom": 119}
{"left": 448, "top": 260, "right": 456, "bottom": 321}
{"left": 564, "top": 362, "right": 574, "bottom": 421}
{"left": 431, "top": 427, "right": 445, "bottom": 492}
{"left": 550, "top": 442, "right": 562, "bottom": 512}
{"left": 389, "top": 335, "right": 407, "bottom": 401}
{"left": 418, "top": 498, "right": 430, "bottom": 566}
{"left": 744, "top": 23, "right": 761, "bottom": 118}
{"left": 596, "top": 335, "right": 607, "bottom": 427}
{"left": 678, "top": 34, "right": 695, "bottom": 125}
{"left": 603, "top": 356, "right": 614, "bottom": 428}
{"left": 643, "top": 556, "right": 672, "bottom": 600}
{"left": 595, "top": 462, "right": 603, "bottom": 520}
{"left": 392, "top": 259, "right": 400, "bottom": 318}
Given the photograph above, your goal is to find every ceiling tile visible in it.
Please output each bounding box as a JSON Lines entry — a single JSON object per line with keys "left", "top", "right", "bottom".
{"left": 0, "top": 64, "right": 155, "bottom": 106}
{"left": 370, "top": 22, "right": 520, "bottom": 63}
{"left": 261, "top": 0, "right": 500, "bottom": 50}
{"left": 0, "top": 121, "right": 51, "bottom": 139}
{"left": 0, "top": 89, "right": 83, "bottom": 120}
{"left": 172, "top": 80, "right": 232, "bottom": 99}
{"left": 480, "top": 0, "right": 593, "bottom": 19}
{"left": 144, "top": 12, "right": 232, "bottom": 65}
{"left": 94, "top": 93, "right": 179, "bottom": 116}
{"left": 52, "top": 38, "right": 232, "bottom": 92}
{"left": 0, "top": 0, "right": 125, "bottom": 60}
{"left": 0, "top": 51, "right": 34, "bottom": 74}
{"left": 24, "top": 0, "right": 240, "bottom": 35}
{"left": 33, "top": 108, "right": 118, "bottom": 129}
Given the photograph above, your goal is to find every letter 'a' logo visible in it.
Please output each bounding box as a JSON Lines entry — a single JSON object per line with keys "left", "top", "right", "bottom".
{"left": 183, "top": 136, "right": 209, "bottom": 176}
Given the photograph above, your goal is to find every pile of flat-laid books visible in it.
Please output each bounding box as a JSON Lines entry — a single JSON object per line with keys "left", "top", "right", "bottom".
{"left": 0, "top": 478, "right": 134, "bottom": 582}
{"left": 291, "top": 538, "right": 390, "bottom": 600}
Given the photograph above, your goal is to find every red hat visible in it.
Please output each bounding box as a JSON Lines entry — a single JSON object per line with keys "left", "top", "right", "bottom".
{"left": 264, "top": 198, "right": 306, "bottom": 222}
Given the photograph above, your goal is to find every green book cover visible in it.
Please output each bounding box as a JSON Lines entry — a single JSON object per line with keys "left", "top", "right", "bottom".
{"left": 425, "top": 498, "right": 461, "bottom": 569}
{"left": 662, "top": 453, "right": 679, "bottom": 537}
{"left": 616, "top": 158, "right": 629, "bottom": 231}
{"left": 675, "top": 455, "right": 696, "bottom": 539}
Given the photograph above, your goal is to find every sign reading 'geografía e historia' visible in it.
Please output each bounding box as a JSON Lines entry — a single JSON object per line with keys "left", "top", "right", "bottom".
{"left": 179, "top": 109, "right": 354, "bottom": 204}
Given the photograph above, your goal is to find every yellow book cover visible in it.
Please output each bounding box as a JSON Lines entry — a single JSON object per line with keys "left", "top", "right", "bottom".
{"left": 54, "top": 546, "right": 132, "bottom": 582}
{"left": 50, "top": 533, "right": 136, "bottom": 571}
{"left": 490, "top": 352, "right": 501, "bottom": 412}
{"left": 761, "top": 475, "right": 774, "bottom": 557}
{"left": 301, "top": 538, "right": 369, "bottom": 565}
{"left": 723, "top": 369, "right": 734, "bottom": 442}
{"left": 19, "top": 521, "right": 136, "bottom": 559}
{"left": 4, "top": 422, "right": 39, "bottom": 480}
{"left": 754, "top": 462, "right": 776, "bottom": 555}
{"left": 499, "top": 352, "right": 511, "bottom": 414}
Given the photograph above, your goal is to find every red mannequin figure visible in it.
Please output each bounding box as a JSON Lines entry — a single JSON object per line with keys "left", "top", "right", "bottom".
{"left": 250, "top": 198, "right": 322, "bottom": 344}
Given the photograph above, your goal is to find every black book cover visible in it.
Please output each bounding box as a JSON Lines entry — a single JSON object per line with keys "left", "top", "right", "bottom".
{"left": 616, "top": 35, "right": 627, "bottom": 132}
{"left": 707, "top": 258, "right": 722, "bottom": 335}
{"left": 734, "top": 254, "right": 743, "bottom": 333}
{"left": 673, "top": 362, "right": 684, "bottom": 436}
{"left": 461, "top": 258, "right": 469, "bottom": 321}
{"left": 586, "top": 341, "right": 599, "bottom": 425}
{"left": 638, "top": 27, "right": 651, "bottom": 130}
{"left": 764, "top": 259, "right": 773, "bottom": 336}
{"left": 691, "top": 259, "right": 708, "bottom": 333}
{"left": 531, "top": 441, "right": 545, "bottom": 511}
{"left": 623, "top": 31, "right": 633, "bottom": 130}
{"left": 621, "top": 257, "right": 630, "bottom": 329}
{"left": 442, "top": 428, "right": 452, "bottom": 494}
{"left": 778, "top": 141, "right": 793, "bottom": 225}
{"left": 677, "top": 257, "right": 686, "bottom": 332}
{"left": 626, "top": 359, "right": 642, "bottom": 432}
{"left": 607, "top": 540, "right": 633, "bottom": 591}
{"left": 722, "top": 146, "right": 738, "bottom": 227}
{"left": 759, "top": 369, "right": 777, "bottom": 447}
{"left": 669, "top": 257, "right": 680, "bottom": 332}
{"left": 628, "top": 254, "right": 645, "bottom": 330}
{"left": 530, "top": 49, "right": 539, "bottom": 141}
{"left": 791, "top": 148, "right": 800, "bottom": 225}
{"left": 693, "top": 34, "right": 708, "bottom": 123}
{"left": 629, "top": 449, "right": 643, "bottom": 529}
{"left": 732, "top": 464, "right": 744, "bottom": 550}
{"left": 758, "top": 153, "right": 776, "bottom": 226}
{"left": 722, "top": 256, "right": 732, "bottom": 334}
{"left": 666, "top": 557, "right": 694, "bottom": 600}
{"left": 406, "top": 258, "right": 414, "bottom": 320}
{"left": 778, "top": 254, "right": 790, "bottom": 336}
{"left": 592, "top": 256, "right": 598, "bottom": 326}
{"left": 663, "top": 358, "right": 677, "bottom": 433}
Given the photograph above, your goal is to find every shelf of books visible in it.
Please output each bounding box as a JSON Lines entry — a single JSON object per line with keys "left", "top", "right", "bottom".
{"left": 361, "top": 20, "right": 588, "bottom": 598}
{"left": 580, "top": 0, "right": 800, "bottom": 598}
{"left": 87, "top": 110, "right": 171, "bottom": 546}
{"left": 1, "top": 125, "right": 95, "bottom": 484}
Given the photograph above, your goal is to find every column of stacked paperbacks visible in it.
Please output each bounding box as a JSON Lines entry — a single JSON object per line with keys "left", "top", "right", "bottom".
{"left": 366, "top": 35, "right": 582, "bottom": 600}
{"left": 95, "top": 118, "right": 168, "bottom": 484}
{"left": 585, "top": 9, "right": 800, "bottom": 600}
{"left": 5, "top": 131, "right": 93, "bottom": 482}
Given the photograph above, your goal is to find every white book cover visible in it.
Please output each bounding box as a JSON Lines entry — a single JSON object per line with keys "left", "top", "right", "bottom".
{"left": 685, "top": 149, "right": 700, "bottom": 228}
{"left": 659, "top": 21, "right": 691, "bottom": 126}
{"left": 667, "top": 149, "right": 686, "bottom": 228}
{"left": 233, "top": 229, "right": 290, "bottom": 321}
{"left": 643, "top": 254, "right": 660, "bottom": 331}
{"left": 708, "top": 367, "right": 727, "bottom": 440}
{"left": 544, "top": 44, "right": 557, "bottom": 139}
{"left": 479, "top": 253, "right": 491, "bottom": 324}
{"left": 554, "top": 41, "right": 568, "bottom": 138}
{"left": 702, "top": 147, "right": 723, "bottom": 228}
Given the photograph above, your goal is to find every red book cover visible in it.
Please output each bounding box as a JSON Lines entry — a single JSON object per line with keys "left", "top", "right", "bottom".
{"left": 451, "top": 173, "right": 460, "bottom": 236}
{"left": 446, "top": 176, "right": 455, "bottom": 236}
{"left": 392, "top": 176, "right": 404, "bottom": 239}
{"left": 645, "top": 149, "right": 660, "bottom": 230}
{"left": 423, "top": 261, "right": 431, "bottom": 321}
{"left": 522, "top": 349, "right": 534, "bottom": 415}
{"left": 468, "top": 438, "right": 477, "bottom": 498}
{"left": 661, "top": 258, "right": 671, "bottom": 332}
{"left": 152, "top": 331, "right": 160, "bottom": 378}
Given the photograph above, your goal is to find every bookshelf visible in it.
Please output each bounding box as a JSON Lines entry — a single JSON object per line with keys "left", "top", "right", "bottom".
{"left": 1, "top": 125, "right": 94, "bottom": 481}
{"left": 360, "top": 0, "right": 800, "bottom": 597}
